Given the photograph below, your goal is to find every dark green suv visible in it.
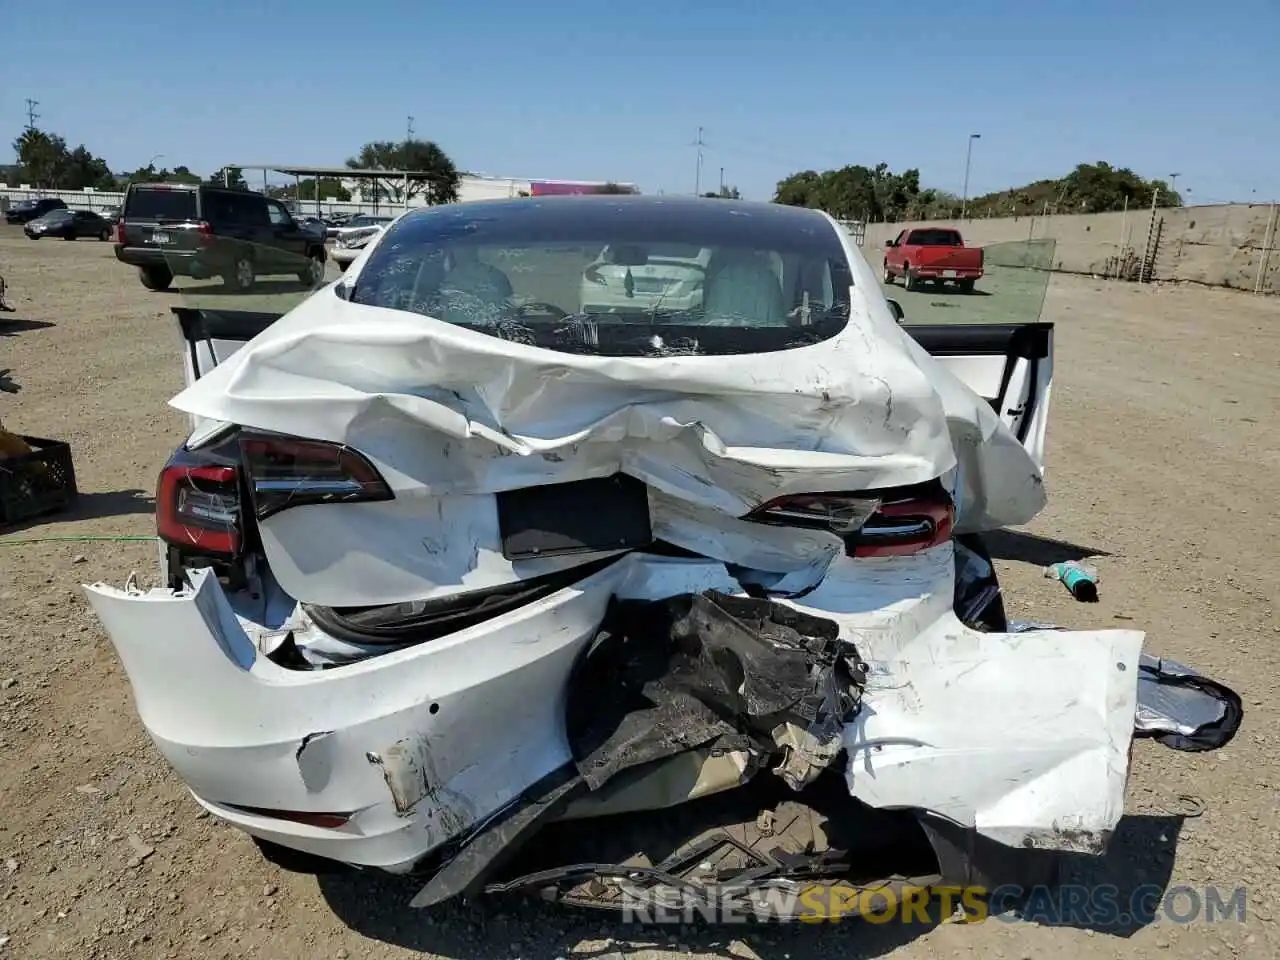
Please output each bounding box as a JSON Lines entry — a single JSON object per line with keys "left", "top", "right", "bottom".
{"left": 114, "top": 183, "right": 327, "bottom": 291}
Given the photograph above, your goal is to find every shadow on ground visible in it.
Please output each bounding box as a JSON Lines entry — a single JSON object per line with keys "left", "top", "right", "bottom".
{"left": 314, "top": 813, "right": 1187, "bottom": 957}
{"left": 985, "top": 528, "right": 1113, "bottom": 567}
{"left": 0, "top": 318, "right": 56, "bottom": 336}
{"left": 1039, "top": 813, "right": 1189, "bottom": 936}
{"left": 0, "top": 489, "right": 154, "bottom": 535}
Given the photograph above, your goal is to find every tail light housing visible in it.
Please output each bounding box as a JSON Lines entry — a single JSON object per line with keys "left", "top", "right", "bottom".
{"left": 157, "top": 434, "right": 393, "bottom": 560}
{"left": 239, "top": 434, "right": 392, "bottom": 521}
{"left": 745, "top": 484, "right": 954, "bottom": 558}
{"left": 157, "top": 460, "right": 242, "bottom": 556}
{"left": 195, "top": 221, "right": 214, "bottom": 244}
{"left": 114, "top": 220, "right": 126, "bottom": 243}
{"left": 852, "top": 493, "right": 954, "bottom": 557}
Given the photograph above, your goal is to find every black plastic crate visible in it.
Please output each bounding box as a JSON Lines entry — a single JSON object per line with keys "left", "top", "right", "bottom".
{"left": 0, "top": 436, "right": 79, "bottom": 527}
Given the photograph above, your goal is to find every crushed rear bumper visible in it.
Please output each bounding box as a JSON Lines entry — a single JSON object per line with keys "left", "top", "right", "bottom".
{"left": 84, "top": 546, "right": 1240, "bottom": 902}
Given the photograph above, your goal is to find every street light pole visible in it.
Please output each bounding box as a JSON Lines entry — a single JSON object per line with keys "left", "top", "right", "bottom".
{"left": 961, "top": 134, "right": 980, "bottom": 220}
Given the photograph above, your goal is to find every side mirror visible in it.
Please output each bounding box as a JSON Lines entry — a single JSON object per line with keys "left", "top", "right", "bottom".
{"left": 884, "top": 240, "right": 895, "bottom": 247}
{"left": 886, "top": 298, "right": 905, "bottom": 323}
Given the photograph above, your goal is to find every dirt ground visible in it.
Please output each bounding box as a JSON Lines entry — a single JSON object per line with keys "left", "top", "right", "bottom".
{"left": 1, "top": 228, "right": 1277, "bottom": 959}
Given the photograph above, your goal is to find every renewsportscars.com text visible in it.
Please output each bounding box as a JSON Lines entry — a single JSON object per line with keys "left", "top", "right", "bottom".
{"left": 620, "top": 883, "right": 1248, "bottom": 925}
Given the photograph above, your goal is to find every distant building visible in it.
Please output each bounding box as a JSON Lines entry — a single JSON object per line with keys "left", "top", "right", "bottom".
{"left": 347, "top": 174, "right": 639, "bottom": 206}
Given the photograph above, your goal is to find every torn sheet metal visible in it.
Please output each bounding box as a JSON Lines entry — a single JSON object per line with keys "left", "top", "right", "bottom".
{"left": 777, "top": 552, "right": 1143, "bottom": 853}
{"left": 840, "top": 620, "right": 1143, "bottom": 853}
{"left": 82, "top": 560, "right": 631, "bottom": 872}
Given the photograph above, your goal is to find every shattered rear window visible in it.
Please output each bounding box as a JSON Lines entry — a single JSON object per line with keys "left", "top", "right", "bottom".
{"left": 349, "top": 197, "right": 854, "bottom": 357}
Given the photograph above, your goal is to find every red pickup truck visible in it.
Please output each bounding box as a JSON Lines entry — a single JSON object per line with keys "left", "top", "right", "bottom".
{"left": 883, "top": 227, "right": 983, "bottom": 293}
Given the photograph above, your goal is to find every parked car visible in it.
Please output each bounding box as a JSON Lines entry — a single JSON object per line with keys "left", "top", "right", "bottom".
{"left": 329, "top": 219, "right": 394, "bottom": 271}
{"left": 113, "top": 183, "right": 327, "bottom": 291}
{"left": 883, "top": 227, "right": 984, "bottom": 292}
{"left": 330, "top": 225, "right": 384, "bottom": 271}
{"left": 85, "top": 197, "right": 1240, "bottom": 915}
{"left": 99, "top": 205, "right": 121, "bottom": 223}
{"left": 328, "top": 213, "right": 394, "bottom": 240}
{"left": 24, "top": 208, "right": 113, "bottom": 241}
{"left": 4, "top": 197, "right": 67, "bottom": 224}
{"left": 579, "top": 242, "right": 713, "bottom": 314}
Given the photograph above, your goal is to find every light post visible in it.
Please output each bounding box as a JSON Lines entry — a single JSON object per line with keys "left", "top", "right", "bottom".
{"left": 961, "top": 134, "right": 980, "bottom": 220}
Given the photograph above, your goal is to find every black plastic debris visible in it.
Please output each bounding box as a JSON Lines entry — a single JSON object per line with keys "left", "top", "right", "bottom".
{"left": 567, "top": 591, "right": 864, "bottom": 792}
{"left": 1134, "top": 655, "right": 1243, "bottom": 752}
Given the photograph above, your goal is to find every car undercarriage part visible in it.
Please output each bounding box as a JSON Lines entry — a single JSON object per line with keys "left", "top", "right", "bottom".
{"left": 952, "top": 533, "right": 1006, "bottom": 631}
{"left": 484, "top": 769, "right": 943, "bottom": 918}
{"left": 410, "top": 590, "right": 867, "bottom": 908}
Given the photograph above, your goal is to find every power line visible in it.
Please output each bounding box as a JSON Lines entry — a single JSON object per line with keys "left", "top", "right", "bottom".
{"left": 693, "top": 126, "right": 705, "bottom": 195}
{"left": 24, "top": 98, "right": 40, "bottom": 131}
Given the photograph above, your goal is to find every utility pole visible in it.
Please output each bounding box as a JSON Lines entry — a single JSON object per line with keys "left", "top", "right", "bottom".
{"left": 960, "top": 133, "right": 980, "bottom": 220}
{"left": 406, "top": 116, "right": 415, "bottom": 143}
{"left": 24, "top": 98, "right": 40, "bottom": 131}
{"left": 693, "top": 126, "right": 705, "bottom": 196}
{"left": 719, "top": 167, "right": 725, "bottom": 195}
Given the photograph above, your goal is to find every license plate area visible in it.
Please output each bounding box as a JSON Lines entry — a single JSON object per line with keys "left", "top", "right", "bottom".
{"left": 496, "top": 474, "right": 652, "bottom": 560}
{"left": 943, "top": 270, "right": 957, "bottom": 278}
{"left": 152, "top": 231, "right": 171, "bottom": 244}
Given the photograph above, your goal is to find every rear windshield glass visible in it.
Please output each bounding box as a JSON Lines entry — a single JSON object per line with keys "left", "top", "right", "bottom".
{"left": 906, "top": 229, "right": 962, "bottom": 246}
{"left": 125, "top": 187, "right": 198, "bottom": 221}
{"left": 349, "top": 198, "right": 853, "bottom": 357}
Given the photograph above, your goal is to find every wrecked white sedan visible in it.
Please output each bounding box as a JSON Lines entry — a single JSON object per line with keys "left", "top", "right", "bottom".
{"left": 86, "top": 197, "right": 1240, "bottom": 916}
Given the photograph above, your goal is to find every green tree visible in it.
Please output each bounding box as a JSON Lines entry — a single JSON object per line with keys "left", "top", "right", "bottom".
{"left": 124, "top": 163, "right": 201, "bottom": 186}
{"left": 775, "top": 164, "right": 914, "bottom": 221}
{"left": 13, "top": 129, "right": 70, "bottom": 188}
{"left": 11, "top": 129, "right": 121, "bottom": 191}
{"left": 206, "top": 166, "right": 248, "bottom": 190}
{"left": 962, "top": 164, "right": 1182, "bottom": 218}
{"left": 62, "top": 146, "right": 116, "bottom": 191}
{"left": 346, "top": 139, "right": 459, "bottom": 205}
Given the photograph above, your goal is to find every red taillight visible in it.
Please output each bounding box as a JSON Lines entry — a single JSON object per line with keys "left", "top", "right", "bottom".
{"left": 157, "top": 463, "right": 241, "bottom": 556}
{"left": 745, "top": 488, "right": 954, "bottom": 558}
{"left": 195, "top": 221, "right": 214, "bottom": 244}
{"left": 114, "top": 220, "right": 126, "bottom": 243}
{"left": 239, "top": 434, "right": 393, "bottom": 521}
{"left": 852, "top": 496, "right": 954, "bottom": 558}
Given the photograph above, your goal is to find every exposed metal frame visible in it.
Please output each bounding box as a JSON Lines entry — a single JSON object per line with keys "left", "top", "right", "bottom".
{"left": 231, "top": 164, "right": 453, "bottom": 216}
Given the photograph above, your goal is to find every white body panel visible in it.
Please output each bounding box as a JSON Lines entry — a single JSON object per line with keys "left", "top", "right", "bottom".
{"left": 85, "top": 546, "right": 1141, "bottom": 870}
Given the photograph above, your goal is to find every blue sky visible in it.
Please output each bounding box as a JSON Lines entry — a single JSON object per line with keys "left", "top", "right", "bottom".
{"left": 2, "top": 0, "right": 1277, "bottom": 204}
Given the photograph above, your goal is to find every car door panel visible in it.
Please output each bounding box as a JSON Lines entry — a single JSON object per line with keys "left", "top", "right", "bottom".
{"left": 173, "top": 307, "right": 283, "bottom": 386}
{"left": 904, "top": 322, "right": 1053, "bottom": 468}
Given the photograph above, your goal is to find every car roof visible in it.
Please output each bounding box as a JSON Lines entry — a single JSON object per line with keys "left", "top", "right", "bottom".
{"left": 392, "top": 195, "right": 840, "bottom": 250}
{"left": 130, "top": 181, "right": 199, "bottom": 190}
